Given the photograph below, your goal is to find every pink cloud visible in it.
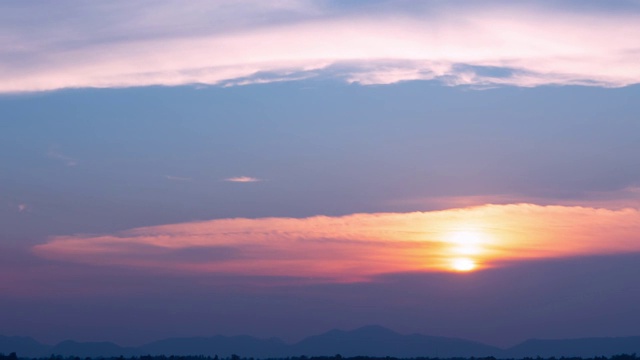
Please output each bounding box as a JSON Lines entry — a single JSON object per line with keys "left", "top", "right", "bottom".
{"left": 1, "top": 2, "right": 639, "bottom": 93}
{"left": 32, "top": 203, "right": 640, "bottom": 283}
{"left": 224, "top": 176, "right": 262, "bottom": 183}
{"left": 391, "top": 187, "right": 640, "bottom": 212}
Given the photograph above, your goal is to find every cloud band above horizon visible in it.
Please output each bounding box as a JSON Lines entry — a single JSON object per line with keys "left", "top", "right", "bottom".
{"left": 33, "top": 203, "right": 640, "bottom": 283}
{"left": 2, "top": 1, "right": 640, "bottom": 93}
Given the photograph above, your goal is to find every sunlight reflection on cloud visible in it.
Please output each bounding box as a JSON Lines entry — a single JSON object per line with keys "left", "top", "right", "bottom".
{"left": 224, "top": 176, "right": 262, "bottom": 183}
{"left": 1, "top": 2, "right": 640, "bottom": 92}
{"left": 33, "top": 203, "right": 640, "bottom": 283}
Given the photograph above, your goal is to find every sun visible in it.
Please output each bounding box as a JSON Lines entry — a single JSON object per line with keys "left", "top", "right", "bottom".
{"left": 441, "top": 228, "right": 491, "bottom": 273}
{"left": 451, "top": 258, "right": 476, "bottom": 272}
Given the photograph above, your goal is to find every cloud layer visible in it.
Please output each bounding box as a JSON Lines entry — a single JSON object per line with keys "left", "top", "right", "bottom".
{"left": 2, "top": 1, "right": 640, "bottom": 93}
{"left": 33, "top": 203, "right": 640, "bottom": 282}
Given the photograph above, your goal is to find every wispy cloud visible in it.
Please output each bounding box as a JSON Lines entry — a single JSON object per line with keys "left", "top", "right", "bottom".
{"left": 17, "top": 204, "right": 28, "bottom": 213}
{"left": 1, "top": 2, "right": 639, "bottom": 93}
{"left": 391, "top": 187, "right": 640, "bottom": 212}
{"left": 32, "top": 203, "right": 640, "bottom": 283}
{"left": 223, "top": 176, "right": 262, "bottom": 183}
{"left": 47, "top": 147, "right": 78, "bottom": 167}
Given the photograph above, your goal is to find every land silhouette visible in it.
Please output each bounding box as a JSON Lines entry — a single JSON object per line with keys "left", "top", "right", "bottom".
{"left": 2, "top": 326, "right": 640, "bottom": 359}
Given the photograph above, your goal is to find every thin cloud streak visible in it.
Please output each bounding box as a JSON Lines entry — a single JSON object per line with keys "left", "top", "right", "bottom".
{"left": 224, "top": 176, "right": 262, "bottom": 183}
{"left": 1, "top": 2, "right": 640, "bottom": 93}
{"left": 47, "top": 147, "right": 78, "bottom": 167}
{"left": 33, "top": 203, "right": 640, "bottom": 283}
{"left": 392, "top": 187, "right": 640, "bottom": 212}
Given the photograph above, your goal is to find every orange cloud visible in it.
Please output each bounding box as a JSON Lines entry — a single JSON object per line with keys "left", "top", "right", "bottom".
{"left": 32, "top": 204, "right": 640, "bottom": 282}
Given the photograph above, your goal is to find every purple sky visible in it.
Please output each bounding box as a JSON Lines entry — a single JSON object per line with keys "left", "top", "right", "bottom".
{"left": 2, "top": 0, "right": 640, "bottom": 349}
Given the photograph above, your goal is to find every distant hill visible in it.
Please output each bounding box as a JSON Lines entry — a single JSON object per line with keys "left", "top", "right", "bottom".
{"left": 505, "top": 336, "right": 640, "bottom": 358}
{"left": 290, "top": 325, "right": 501, "bottom": 357}
{"left": 0, "top": 336, "right": 51, "bottom": 358}
{"left": 3, "top": 326, "right": 640, "bottom": 358}
{"left": 140, "top": 335, "right": 287, "bottom": 358}
{"left": 49, "top": 340, "right": 141, "bottom": 358}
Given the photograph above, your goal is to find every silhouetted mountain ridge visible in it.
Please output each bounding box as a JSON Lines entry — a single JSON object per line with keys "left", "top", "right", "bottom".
{"left": 3, "top": 327, "right": 640, "bottom": 358}
{"left": 141, "top": 335, "right": 287, "bottom": 358}
{"left": 505, "top": 336, "right": 640, "bottom": 358}
{"left": 50, "top": 340, "right": 142, "bottom": 358}
{"left": 0, "top": 336, "right": 50, "bottom": 358}
{"left": 291, "top": 325, "right": 499, "bottom": 357}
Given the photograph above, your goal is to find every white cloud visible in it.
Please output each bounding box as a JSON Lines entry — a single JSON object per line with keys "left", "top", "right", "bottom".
{"left": 224, "top": 176, "right": 262, "bottom": 183}
{"left": 47, "top": 147, "right": 78, "bottom": 166}
{"left": 1, "top": 2, "right": 640, "bottom": 92}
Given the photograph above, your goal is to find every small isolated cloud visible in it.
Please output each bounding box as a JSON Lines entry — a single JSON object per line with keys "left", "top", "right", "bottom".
{"left": 47, "top": 147, "right": 78, "bottom": 167}
{"left": 224, "top": 176, "right": 262, "bottom": 183}
{"left": 165, "top": 175, "right": 192, "bottom": 182}
{"left": 32, "top": 203, "right": 640, "bottom": 283}
{"left": 17, "top": 204, "right": 28, "bottom": 213}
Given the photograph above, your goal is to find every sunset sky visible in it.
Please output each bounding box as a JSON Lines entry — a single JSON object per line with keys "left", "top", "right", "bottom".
{"left": 2, "top": 0, "right": 640, "bottom": 349}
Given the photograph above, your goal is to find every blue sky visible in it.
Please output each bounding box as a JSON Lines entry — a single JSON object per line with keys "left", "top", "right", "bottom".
{"left": 3, "top": 83, "right": 639, "bottom": 242}
{"left": 2, "top": 0, "right": 640, "bottom": 349}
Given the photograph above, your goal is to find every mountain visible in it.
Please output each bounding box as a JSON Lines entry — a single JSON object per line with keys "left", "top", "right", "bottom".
{"left": 3, "top": 327, "right": 640, "bottom": 358}
{"left": 140, "top": 335, "right": 287, "bottom": 358}
{"left": 505, "top": 336, "right": 640, "bottom": 358}
{"left": 49, "top": 340, "right": 141, "bottom": 358}
{"left": 291, "top": 325, "right": 502, "bottom": 357}
{"left": 0, "top": 336, "right": 51, "bottom": 358}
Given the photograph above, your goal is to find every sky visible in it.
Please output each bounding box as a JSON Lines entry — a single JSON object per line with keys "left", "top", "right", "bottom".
{"left": 2, "top": 0, "right": 640, "bottom": 349}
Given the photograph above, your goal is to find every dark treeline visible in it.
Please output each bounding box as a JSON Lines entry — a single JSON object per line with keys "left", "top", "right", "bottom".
{"left": 1, "top": 353, "right": 638, "bottom": 360}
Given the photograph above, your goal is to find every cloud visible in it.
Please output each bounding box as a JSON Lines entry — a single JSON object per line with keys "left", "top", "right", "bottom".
{"left": 391, "top": 187, "right": 640, "bottom": 212}
{"left": 47, "top": 147, "right": 78, "bottom": 167}
{"left": 1, "top": 1, "right": 640, "bottom": 93}
{"left": 32, "top": 203, "right": 640, "bottom": 283}
{"left": 224, "top": 176, "right": 262, "bottom": 183}
{"left": 17, "top": 204, "right": 28, "bottom": 213}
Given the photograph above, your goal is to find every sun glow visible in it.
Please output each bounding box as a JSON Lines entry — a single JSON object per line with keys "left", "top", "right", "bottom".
{"left": 450, "top": 230, "right": 483, "bottom": 255}
{"left": 444, "top": 229, "right": 492, "bottom": 272}
{"left": 451, "top": 258, "right": 476, "bottom": 272}
{"left": 34, "top": 203, "right": 640, "bottom": 282}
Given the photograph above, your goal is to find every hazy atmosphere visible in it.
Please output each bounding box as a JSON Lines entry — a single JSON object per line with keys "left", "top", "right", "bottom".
{"left": 2, "top": 0, "right": 640, "bottom": 352}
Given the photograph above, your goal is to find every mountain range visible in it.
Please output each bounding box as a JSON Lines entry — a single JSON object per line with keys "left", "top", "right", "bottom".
{"left": 2, "top": 326, "right": 640, "bottom": 358}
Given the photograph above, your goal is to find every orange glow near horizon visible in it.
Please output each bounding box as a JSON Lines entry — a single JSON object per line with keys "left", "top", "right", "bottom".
{"left": 32, "top": 203, "right": 640, "bottom": 282}
{"left": 441, "top": 229, "right": 492, "bottom": 272}
{"left": 451, "top": 258, "right": 476, "bottom": 272}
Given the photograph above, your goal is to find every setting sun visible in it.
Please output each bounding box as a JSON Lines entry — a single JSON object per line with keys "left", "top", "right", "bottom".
{"left": 451, "top": 258, "right": 476, "bottom": 272}
{"left": 442, "top": 228, "right": 491, "bottom": 272}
